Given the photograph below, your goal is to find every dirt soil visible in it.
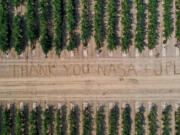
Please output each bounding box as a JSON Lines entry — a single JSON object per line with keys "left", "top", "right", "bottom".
{"left": 0, "top": 0, "right": 179, "bottom": 103}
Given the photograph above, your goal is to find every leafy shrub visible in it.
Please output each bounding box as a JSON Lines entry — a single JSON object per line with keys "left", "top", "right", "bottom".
{"left": 148, "top": 105, "right": 158, "bottom": 135}
{"left": 43, "top": 107, "right": 53, "bottom": 135}
{"left": 81, "top": 0, "right": 92, "bottom": 47}
{"left": 13, "top": 0, "right": 23, "bottom": 7}
{"left": 109, "top": 105, "right": 119, "bottom": 135}
{"left": 66, "top": 0, "right": 77, "bottom": 51}
{"left": 82, "top": 105, "right": 92, "bottom": 135}
{"left": 163, "top": 0, "right": 173, "bottom": 44}
{"left": 56, "top": 109, "right": 62, "bottom": 135}
{"left": 0, "top": 106, "right": 2, "bottom": 135}
{"left": 2, "top": 107, "right": 12, "bottom": 135}
{"left": 15, "top": 109, "right": 26, "bottom": 135}
{"left": 176, "top": 0, "right": 180, "bottom": 43}
{"left": 121, "top": 0, "right": 132, "bottom": 52}
{"left": 29, "top": 106, "right": 41, "bottom": 135}
{"left": 53, "top": 0, "right": 65, "bottom": 55}
{"left": 39, "top": 0, "right": 52, "bottom": 56}
{"left": 0, "top": 0, "right": 11, "bottom": 53}
{"left": 25, "top": 0, "right": 39, "bottom": 49}
{"left": 94, "top": 0, "right": 105, "bottom": 50}
{"left": 96, "top": 106, "right": 105, "bottom": 135}
{"left": 107, "top": 0, "right": 118, "bottom": 50}
{"left": 69, "top": 106, "right": 79, "bottom": 135}
{"left": 56, "top": 107, "right": 66, "bottom": 135}
{"left": 175, "top": 108, "right": 180, "bottom": 135}
{"left": 12, "top": 15, "right": 25, "bottom": 55}
{"left": 162, "top": 105, "right": 171, "bottom": 135}
{"left": 122, "top": 105, "right": 131, "bottom": 135}
{"left": 135, "top": 106, "right": 145, "bottom": 135}
{"left": 135, "top": 0, "right": 146, "bottom": 52}
{"left": 148, "top": 0, "right": 159, "bottom": 49}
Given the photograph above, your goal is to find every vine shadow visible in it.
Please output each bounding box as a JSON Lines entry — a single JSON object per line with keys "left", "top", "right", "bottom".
{"left": 110, "top": 104, "right": 119, "bottom": 134}
{"left": 162, "top": 105, "right": 172, "bottom": 134}
{"left": 24, "top": 105, "right": 29, "bottom": 135}
{"left": 46, "top": 0, "right": 54, "bottom": 53}
{"left": 97, "top": 106, "right": 106, "bottom": 135}
{"left": 7, "top": 0, "right": 15, "bottom": 53}
{"left": 61, "top": 105, "right": 67, "bottom": 135}
{"left": 128, "top": 0, "right": 133, "bottom": 48}
{"left": 114, "top": 0, "right": 121, "bottom": 46}
{"left": 68, "top": 105, "right": 80, "bottom": 135}
{"left": 49, "top": 105, "right": 55, "bottom": 135}
{"left": 75, "top": 105, "right": 80, "bottom": 135}
{"left": 122, "top": 104, "right": 132, "bottom": 134}
{"left": 57, "top": 0, "right": 67, "bottom": 56}
{"left": 102, "top": 0, "right": 106, "bottom": 47}
{"left": 81, "top": 0, "right": 93, "bottom": 47}
{"left": 136, "top": 105, "right": 146, "bottom": 135}
{"left": 21, "top": 15, "right": 28, "bottom": 55}
{"left": 74, "top": 0, "right": 81, "bottom": 49}
{"left": 32, "top": 0, "right": 41, "bottom": 49}
{"left": 142, "top": 1, "right": 147, "bottom": 47}
{"left": 37, "top": 105, "right": 42, "bottom": 135}
{"left": 11, "top": 104, "right": 16, "bottom": 135}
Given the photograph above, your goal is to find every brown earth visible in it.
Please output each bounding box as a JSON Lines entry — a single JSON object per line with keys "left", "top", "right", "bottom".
{"left": 0, "top": 0, "right": 179, "bottom": 103}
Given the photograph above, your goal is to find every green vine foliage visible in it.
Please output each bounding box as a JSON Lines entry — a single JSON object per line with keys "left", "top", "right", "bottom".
{"left": 135, "top": 106, "right": 145, "bottom": 135}
{"left": 29, "top": 107, "right": 41, "bottom": 135}
{"left": 56, "top": 109, "right": 61, "bottom": 135}
{"left": 0, "top": 0, "right": 11, "bottom": 53}
{"left": 13, "top": 0, "right": 23, "bottom": 7}
{"left": 2, "top": 108, "right": 12, "bottom": 135}
{"left": 66, "top": 0, "right": 77, "bottom": 51}
{"left": 53, "top": 0, "right": 65, "bottom": 55}
{"left": 162, "top": 105, "right": 171, "bottom": 135}
{"left": 163, "top": 0, "right": 173, "bottom": 44}
{"left": 69, "top": 106, "right": 79, "bottom": 135}
{"left": 12, "top": 15, "right": 25, "bottom": 55}
{"left": 107, "top": 0, "right": 118, "bottom": 50}
{"left": 148, "top": 0, "right": 159, "bottom": 49}
{"left": 40, "top": 0, "right": 52, "bottom": 56}
{"left": 175, "top": 108, "right": 180, "bottom": 135}
{"left": 121, "top": 0, "right": 132, "bottom": 52}
{"left": 68, "top": 33, "right": 77, "bottom": 51}
{"left": 148, "top": 106, "right": 158, "bottom": 135}
{"left": 43, "top": 107, "right": 53, "bottom": 135}
{"left": 81, "top": 0, "right": 92, "bottom": 47}
{"left": 96, "top": 106, "right": 105, "bottom": 135}
{"left": 94, "top": 0, "right": 104, "bottom": 50}
{"left": 122, "top": 105, "right": 131, "bottom": 135}
{"left": 82, "top": 106, "right": 92, "bottom": 135}
{"left": 15, "top": 109, "right": 26, "bottom": 135}
{"left": 109, "top": 105, "right": 119, "bottom": 135}
{"left": 135, "top": 0, "right": 146, "bottom": 53}
{"left": 56, "top": 107, "right": 66, "bottom": 135}
{"left": 0, "top": 107, "right": 1, "bottom": 135}
{"left": 176, "top": 0, "right": 180, "bottom": 42}
{"left": 25, "top": 0, "right": 39, "bottom": 49}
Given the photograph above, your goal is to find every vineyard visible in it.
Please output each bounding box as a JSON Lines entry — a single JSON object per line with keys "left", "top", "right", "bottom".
{"left": 0, "top": 103, "right": 179, "bottom": 135}
{"left": 0, "top": 0, "right": 179, "bottom": 57}
{"left": 0, "top": 0, "right": 180, "bottom": 134}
